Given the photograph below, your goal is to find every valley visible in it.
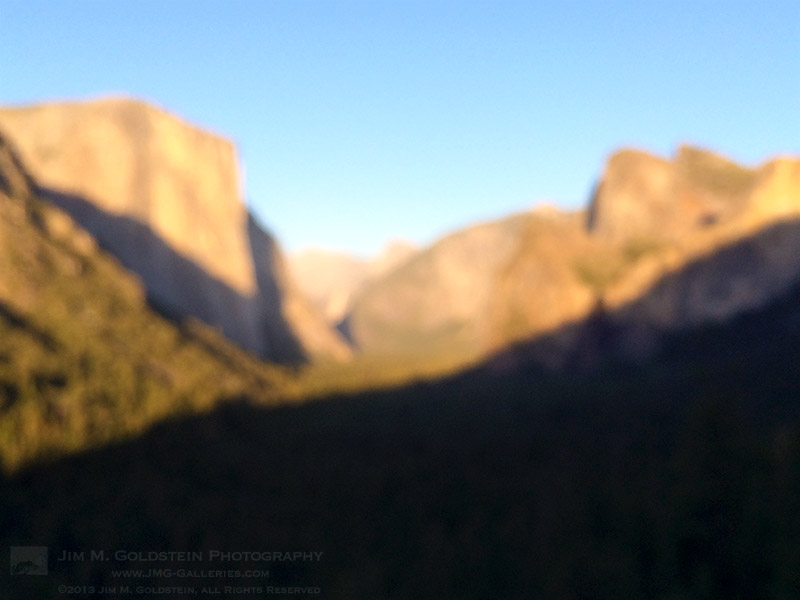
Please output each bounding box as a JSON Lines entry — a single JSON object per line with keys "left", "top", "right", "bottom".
{"left": 1, "top": 97, "right": 799, "bottom": 599}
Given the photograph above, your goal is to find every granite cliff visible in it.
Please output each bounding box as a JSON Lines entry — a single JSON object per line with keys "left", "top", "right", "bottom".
{"left": 342, "top": 214, "right": 531, "bottom": 358}
{"left": 589, "top": 146, "right": 800, "bottom": 320}
{"left": 343, "top": 145, "right": 800, "bottom": 369}
{"left": 0, "top": 131, "right": 292, "bottom": 469}
{"left": 0, "top": 97, "right": 349, "bottom": 363}
{"left": 288, "top": 240, "right": 418, "bottom": 323}
{"left": 494, "top": 146, "right": 800, "bottom": 369}
{"left": 586, "top": 146, "right": 758, "bottom": 242}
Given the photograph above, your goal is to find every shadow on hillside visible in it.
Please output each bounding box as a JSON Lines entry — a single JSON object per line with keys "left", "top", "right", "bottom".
{"left": 40, "top": 187, "right": 306, "bottom": 363}
{"left": 485, "top": 216, "right": 800, "bottom": 375}
{"left": 4, "top": 217, "right": 800, "bottom": 598}
{"left": 0, "top": 300, "right": 59, "bottom": 352}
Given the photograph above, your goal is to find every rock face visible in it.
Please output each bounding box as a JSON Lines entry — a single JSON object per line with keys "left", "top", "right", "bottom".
{"left": 0, "top": 97, "right": 349, "bottom": 362}
{"left": 367, "top": 240, "right": 419, "bottom": 279}
{"left": 343, "top": 214, "right": 532, "bottom": 357}
{"left": 486, "top": 211, "right": 598, "bottom": 352}
{"left": 288, "top": 240, "right": 417, "bottom": 323}
{"left": 0, "top": 130, "right": 296, "bottom": 470}
{"left": 601, "top": 152, "right": 800, "bottom": 354}
{"left": 342, "top": 143, "right": 800, "bottom": 370}
{"left": 588, "top": 146, "right": 758, "bottom": 242}
{"left": 0, "top": 132, "right": 36, "bottom": 201}
{"left": 289, "top": 250, "right": 369, "bottom": 323}
{"left": 495, "top": 146, "right": 800, "bottom": 370}
{"left": 593, "top": 147, "right": 800, "bottom": 319}
{"left": 248, "top": 215, "right": 351, "bottom": 361}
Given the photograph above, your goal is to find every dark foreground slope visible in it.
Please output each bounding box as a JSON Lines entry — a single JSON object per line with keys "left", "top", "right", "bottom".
{"left": 3, "top": 274, "right": 800, "bottom": 599}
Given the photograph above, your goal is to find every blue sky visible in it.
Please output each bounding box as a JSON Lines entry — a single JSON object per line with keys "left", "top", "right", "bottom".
{"left": 2, "top": 1, "right": 798, "bottom": 256}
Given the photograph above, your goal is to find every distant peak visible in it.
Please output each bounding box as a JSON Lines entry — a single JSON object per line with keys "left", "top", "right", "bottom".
{"left": 530, "top": 201, "right": 562, "bottom": 217}
{"left": 605, "top": 147, "right": 670, "bottom": 170}
{"left": 0, "top": 95, "right": 235, "bottom": 147}
{"left": 380, "top": 238, "right": 417, "bottom": 253}
{"left": 674, "top": 144, "right": 755, "bottom": 173}
{"left": 1, "top": 93, "right": 150, "bottom": 111}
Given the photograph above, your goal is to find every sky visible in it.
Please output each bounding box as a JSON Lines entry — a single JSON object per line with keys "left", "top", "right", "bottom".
{"left": 1, "top": 1, "right": 798, "bottom": 257}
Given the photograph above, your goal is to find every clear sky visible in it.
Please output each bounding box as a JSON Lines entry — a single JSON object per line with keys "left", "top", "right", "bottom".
{"left": 2, "top": 1, "right": 798, "bottom": 256}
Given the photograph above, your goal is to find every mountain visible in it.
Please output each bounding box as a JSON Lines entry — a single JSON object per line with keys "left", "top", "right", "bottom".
{"left": 0, "top": 97, "right": 349, "bottom": 363}
{"left": 0, "top": 131, "right": 295, "bottom": 472}
{"left": 342, "top": 214, "right": 533, "bottom": 358}
{"left": 288, "top": 239, "right": 417, "bottom": 323}
{"left": 368, "top": 239, "right": 419, "bottom": 277}
{"left": 288, "top": 249, "right": 368, "bottom": 322}
{"left": 342, "top": 145, "right": 800, "bottom": 369}
{"left": 340, "top": 207, "right": 617, "bottom": 360}
{"left": 586, "top": 146, "right": 759, "bottom": 242}
{"left": 575, "top": 146, "right": 800, "bottom": 366}
{"left": 4, "top": 113, "right": 800, "bottom": 598}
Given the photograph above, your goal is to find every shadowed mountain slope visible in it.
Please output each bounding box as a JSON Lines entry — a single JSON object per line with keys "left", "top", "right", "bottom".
{"left": 487, "top": 216, "right": 800, "bottom": 375}
{"left": 0, "top": 97, "right": 349, "bottom": 363}
{"left": 0, "top": 132, "right": 294, "bottom": 472}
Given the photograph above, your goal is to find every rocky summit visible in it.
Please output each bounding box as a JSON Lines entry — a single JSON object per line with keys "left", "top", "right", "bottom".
{"left": 0, "top": 97, "right": 349, "bottom": 363}
{"left": 587, "top": 145, "right": 759, "bottom": 242}
{"left": 496, "top": 146, "right": 800, "bottom": 369}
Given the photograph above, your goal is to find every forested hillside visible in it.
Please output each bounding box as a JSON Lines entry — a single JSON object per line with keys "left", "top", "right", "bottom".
{"left": 0, "top": 133, "right": 290, "bottom": 472}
